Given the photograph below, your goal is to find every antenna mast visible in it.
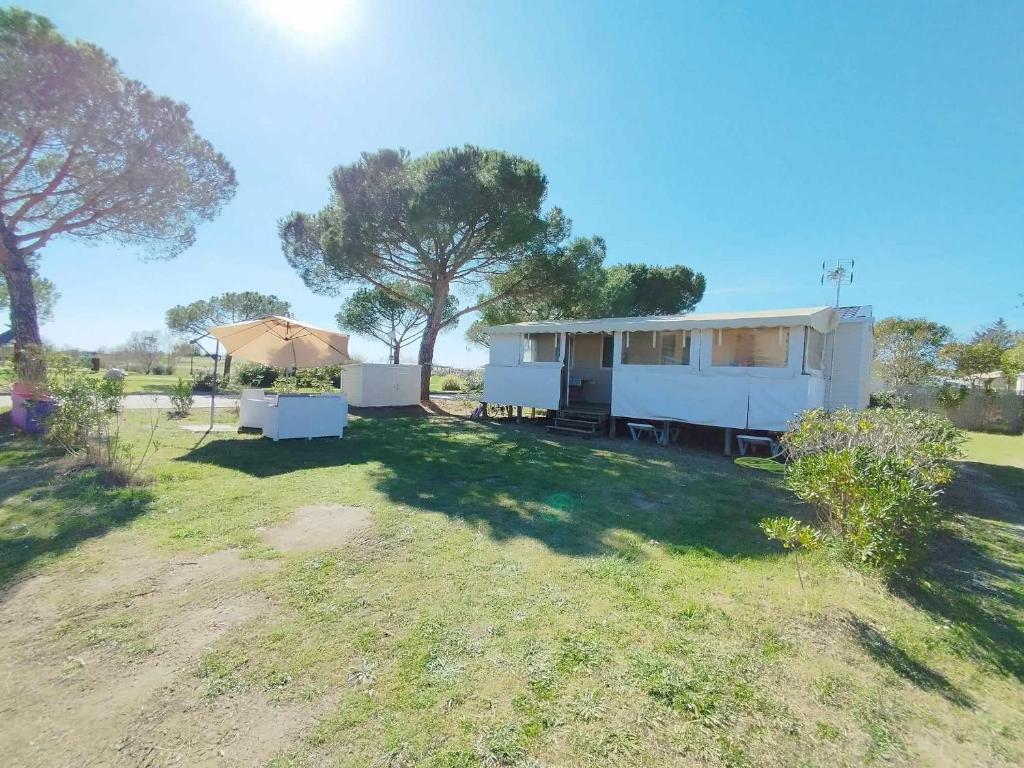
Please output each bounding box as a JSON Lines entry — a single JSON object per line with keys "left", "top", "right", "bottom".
{"left": 821, "top": 259, "right": 854, "bottom": 308}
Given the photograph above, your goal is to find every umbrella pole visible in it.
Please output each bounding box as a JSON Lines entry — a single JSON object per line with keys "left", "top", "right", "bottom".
{"left": 210, "top": 339, "right": 219, "bottom": 430}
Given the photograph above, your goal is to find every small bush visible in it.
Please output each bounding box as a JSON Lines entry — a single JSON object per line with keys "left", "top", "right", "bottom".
{"left": 296, "top": 365, "right": 341, "bottom": 389}
{"left": 296, "top": 367, "right": 335, "bottom": 393}
{"left": 150, "top": 364, "right": 172, "bottom": 375}
{"left": 869, "top": 390, "right": 904, "bottom": 409}
{"left": 462, "top": 370, "right": 483, "bottom": 392}
{"left": 236, "top": 363, "right": 280, "bottom": 388}
{"left": 935, "top": 382, "right": 969, "bottom": 409}
{"left": 441, "top": 374, "right": 463, "bottom": 391}
{"left": 776, "top": 408, "right": 963, "bottom": 576}
{"left": 273, "top": 375, "right": 298, "bottom": 394}
{"left": 44, "top": 362, "right": 157, "bottom": 485}
{"left": 46, "top": 365, "right": 119, "bottom": 453}
{"left": 192, "top": 370, "right": 228, "bottom": 392}
{"left": 169, "top": 377, "right": 194, "bottom": 417}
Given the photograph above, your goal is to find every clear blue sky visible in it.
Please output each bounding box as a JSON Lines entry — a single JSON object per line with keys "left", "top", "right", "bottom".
{"left": 26, "top": 0, "right": 1024, "bottom": 366}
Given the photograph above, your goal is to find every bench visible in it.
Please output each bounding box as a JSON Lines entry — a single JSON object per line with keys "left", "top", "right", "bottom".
{"left": 627, "top": 422, "right": 679, "bottom": 445}
{"left": 627, "top": 422, "right": 658, "bottom": 442}
{"left": 736, "top": 434, "right": 782, "bottom": 458}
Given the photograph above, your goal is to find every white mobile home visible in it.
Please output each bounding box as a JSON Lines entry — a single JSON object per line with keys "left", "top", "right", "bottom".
{"left": 482, "top": 305, "right": 873, "bottom": 434}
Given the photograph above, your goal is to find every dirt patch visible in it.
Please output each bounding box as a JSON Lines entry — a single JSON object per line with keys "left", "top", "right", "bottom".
{"left": 0, "top": 535, "right": 326, "bottom": 768}
{"left": 260, "top": 504, "right": 373, "bottom": 552}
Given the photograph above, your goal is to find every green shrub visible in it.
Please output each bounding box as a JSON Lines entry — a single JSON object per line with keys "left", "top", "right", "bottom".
{"left": 46, "top": 365, "right": 118, "bottom": 453}
{"left": 273, "top": 375, "right": 298, "bottom": 394}
{"left": 776, "top": 408, "right": 963, "bottom": 576}
{"left": 441, "top": 374, "right": 463, "bottom": 391}
{"left": 192, "top": 370, "right": 227, "bottom": 392}
{"left": 462, "top": 370, "right": 483, "bottom": 392}
{"left": 98, "top": 373, "right": 126, "bottom": 411}
{"left": 169, "top": 377, "right": 194, "bottom": 417}
{"left": 935, "top": 382, "right": 969, "bottom": 409}
{"left": 869, "top": 390, "right": 904, "bottom": 409}
{"left": 295, "top": 367, "right": 336, "bottom": 393}
{"left": 295, "top": 365, "right": 341, "bottom": 389}
{"left": 786, "top": 448, "right": 943, "bottom": 573}
{"left": 43, "top": 362, "right": 156, "bottom": 485}
{"left": 782, "top": 407, "right": 963, "bottom": 481}
{"left": 236, "top": 363, "right": 280, "bottom": 388}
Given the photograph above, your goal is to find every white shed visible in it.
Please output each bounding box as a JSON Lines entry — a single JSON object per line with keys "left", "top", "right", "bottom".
{"left": 482, "top": 305, "right": 873, "bottom": 433}
{"left": 341, "top": 364, "right": 422, "bottom": 407}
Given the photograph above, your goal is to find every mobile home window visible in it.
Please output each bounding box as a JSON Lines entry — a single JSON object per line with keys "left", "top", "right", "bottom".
{"left": 711, "top": 327, "right": 789, "bottom": 368}
{"left": 601, "top": 335, "right": 614, "bottom": 368}
{"left": 621, "top": 331, "right": 690, "bottom": 365}
{"left": 804, "top": 329, "right": 825, "bottom": 372}
{"left": 522, "top": 333, "right": 560, "bottom": 363}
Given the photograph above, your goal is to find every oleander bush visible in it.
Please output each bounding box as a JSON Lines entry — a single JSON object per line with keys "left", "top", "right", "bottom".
{"left": 772, "top": 408, "right": 964, "bottom": 576}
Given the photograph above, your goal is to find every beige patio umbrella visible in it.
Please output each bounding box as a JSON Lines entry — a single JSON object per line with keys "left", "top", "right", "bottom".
{"left": 199, "top": 316, "right": 351, "bottom": 429}
{"left": 208, "top": 315, "right": 351, "bottom": 367}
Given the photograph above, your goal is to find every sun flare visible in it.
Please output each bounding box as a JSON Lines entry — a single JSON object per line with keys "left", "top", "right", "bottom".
{"left": 249, "top": 0, "right": 356, "bottom": 45}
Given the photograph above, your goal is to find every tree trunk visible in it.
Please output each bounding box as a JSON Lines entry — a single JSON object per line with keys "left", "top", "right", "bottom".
{"left": 223, "top": 353, "right": 233, "bottom": 381}
{"left": 0, "top": 237, "right": 43, "bottom": 381}
{"left": 417, "top": 322, "right": 440, "bottom": 401}
{"left": 391, "top": 344, "right": 401, "bottom": 365}
{"left": 416, "top": 282, "right": 451, "bottom": 401}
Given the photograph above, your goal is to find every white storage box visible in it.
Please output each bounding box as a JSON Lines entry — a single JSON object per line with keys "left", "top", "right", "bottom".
{"left": 341, "top": 364, "right": 421, "bottom": 407}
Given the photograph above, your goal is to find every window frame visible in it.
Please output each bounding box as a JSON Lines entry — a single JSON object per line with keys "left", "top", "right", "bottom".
{"left": 710, "top": 326, "right": 791, "bottom": 369}
{"left": 601, "top": 335, "right": 614, "bottom": 369}
{"left": 620, "top": 330, "right": 692, "bottom": 366}
{"left": 521, "top": 332, "right": 561, "bottom": 364}
{"left": 803, "top": 328, "right": 826, "bottom": 373}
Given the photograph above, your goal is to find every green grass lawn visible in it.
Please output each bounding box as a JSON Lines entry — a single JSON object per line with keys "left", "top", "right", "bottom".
{"left": 964, "top": 431, "right": 1024, "bottom": 468}
{"left": 1, "top": 416, "right": 1022, "bottom": 766}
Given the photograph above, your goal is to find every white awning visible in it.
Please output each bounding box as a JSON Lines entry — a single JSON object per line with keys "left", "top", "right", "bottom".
{"left": 486, "top": 306, "right": 840, "bottom": 336}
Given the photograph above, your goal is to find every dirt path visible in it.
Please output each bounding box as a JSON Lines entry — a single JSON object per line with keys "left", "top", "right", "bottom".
{"left": 0, "top": 505, "right": 373, "bottom": 767}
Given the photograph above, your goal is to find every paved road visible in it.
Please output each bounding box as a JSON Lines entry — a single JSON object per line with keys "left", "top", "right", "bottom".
{"left": 0, "top": 393, "right": 240, "bottom": 410}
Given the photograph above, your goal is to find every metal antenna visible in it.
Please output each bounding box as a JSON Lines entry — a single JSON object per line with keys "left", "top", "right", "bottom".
{"left": 821, "top": 259, "right": 854, "bottom": 308}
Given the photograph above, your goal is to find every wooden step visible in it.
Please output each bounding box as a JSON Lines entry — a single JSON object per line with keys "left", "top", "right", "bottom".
{"left": 558, "top": 410, "right": 608, "bottom": 423}
{"left": 554, "top": 417, "right": 602, "bottom": 431}
{"left": 547, "top": 425, "right": 598, "bottom": 438}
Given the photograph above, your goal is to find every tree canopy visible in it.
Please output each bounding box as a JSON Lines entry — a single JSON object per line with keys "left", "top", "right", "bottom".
{"left": 336, "top": 282, "right": 455, "bottom": 364}
{"left": 0, "top": 8, "right": 236, "bottom": 375}
{"left": 970, "top": 318, "right": 1020, "bottom": 350}
{"left": 281, "top": 146, "right": 601, "bottom": 398}
{"left": 601, "top": 264, "right": 706, "bottom": 317}
{"left": 941, "top": 341, "right": 1005, "bottom": 387}
{"left": 873, "top": 316, "right": 952, "bottom": 392}
{"left": 166, "top": 291, "right": 290, "bottom": 378}
{"left": 940, "top": 319, "right": 1023, "bottom": 388}
{"left": 467, "top": 257, "right": 707, "bottom": 346}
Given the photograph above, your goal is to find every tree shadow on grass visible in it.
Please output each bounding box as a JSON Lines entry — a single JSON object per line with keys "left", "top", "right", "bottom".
{"left": 845, "top": 615, "right": 975, "bottom": 708}
{"left": 176, "top": 416, "right": 788, "bottom": 559}
{"left": 897, "top": 462, "right": 1024, "bottom": 682}
{"left": 0, "top": 432, "right": 154, "bottom": 592}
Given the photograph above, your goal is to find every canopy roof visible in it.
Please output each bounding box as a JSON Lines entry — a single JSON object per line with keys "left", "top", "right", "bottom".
{"left": 486, "top": 306, "right": 843, "bottom": 336}
{"left": 208, "top": 315, "right": 351, "bottom": 367}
